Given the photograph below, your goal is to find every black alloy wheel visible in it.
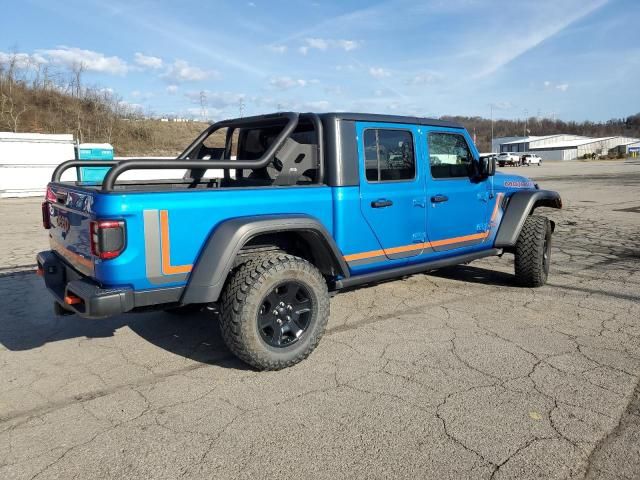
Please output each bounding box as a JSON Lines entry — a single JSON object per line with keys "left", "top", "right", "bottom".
{"left": 258, "top": 281, "right": 312, "bottom": 348}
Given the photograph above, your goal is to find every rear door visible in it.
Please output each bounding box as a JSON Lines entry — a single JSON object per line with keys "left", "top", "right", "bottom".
{"left": 356, "top": 122, "right": 426, "bottom": 261}
{"left": 425, "top": 130, "right": 491, "bottom": 252}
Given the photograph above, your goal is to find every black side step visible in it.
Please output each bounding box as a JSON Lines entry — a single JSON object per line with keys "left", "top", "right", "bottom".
{"left": 334, "top": 249, "right": 500, "bottom": 290}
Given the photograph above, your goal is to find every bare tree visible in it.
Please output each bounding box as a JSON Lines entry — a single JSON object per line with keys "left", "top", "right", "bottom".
{"left": 0, "top": 52, "right": 29, "bottom": 131}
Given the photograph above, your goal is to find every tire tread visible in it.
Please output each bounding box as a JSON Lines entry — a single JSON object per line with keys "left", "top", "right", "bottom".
{"left": 219, "top": 253, "right": 329, "bottom": 370}
{"left": 514, "top": 215, "right": 551, "bottom": 287}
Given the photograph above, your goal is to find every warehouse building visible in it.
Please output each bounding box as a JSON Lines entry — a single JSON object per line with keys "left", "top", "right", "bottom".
{"left": 492, "top": 134, "right": 640, "bottom": 161}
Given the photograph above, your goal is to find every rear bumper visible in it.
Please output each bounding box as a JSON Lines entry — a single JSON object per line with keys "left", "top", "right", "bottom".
{"left": 37, "top": 251, "right": 134, "bottom": 319}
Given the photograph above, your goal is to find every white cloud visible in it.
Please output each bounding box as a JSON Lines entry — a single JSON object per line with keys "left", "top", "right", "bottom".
{"left": 118, "top": 100, "right": 143, "bottom": 113}
{"left": 269, "top": 76, "right": 307, "bottom": 89}
{"left": 185, "top": 90, "right": 246, "bottom": 109}
{"left": 306, "top": 38, "right": 330, "bottom": 50}
{"left": 131, "top": 90, "right": 154, "bottom": 100}
{"left": 134, "top": 52, "right": 163, "bottom": 69}
{"left": 369, "top": 67, "right": 391, "bottom": 78}
{"left": 268, "top": 45, "right": 287, "bottom": 54}
{"left": 337, "top": 40, "right": 359, "bottom": 51}
{"left": 298, "top": 38, "right": 360, "bottom": 54}
{"left": 492, "top": 101, "right": 513, "bottom": 110}
{"left": 166, "top": 85, "right": 179, "bottom": 94}
{"left": 37, "top": 46, "right": 128, "bottom": 75}
{"left": 543, "top": 80, "right": 569, "bottom": 92}
{"left": 406, "top": 71, "right": 440, "bottom": 85}
{"left": 0, "top": 51, "right": 48, "bottom": 69}
{"left": 472, "top": 0, "right": 609, "bottom": 78}
{"left": 324, "top": 85, "right": 344, "bottom": 95}
{"left": 162, "top": 59, "right": 219, "bottom": 82}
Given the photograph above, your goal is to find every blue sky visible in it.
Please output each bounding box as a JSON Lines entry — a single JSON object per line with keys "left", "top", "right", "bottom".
{"left": 2, "top": 0, "right": 639, "bottom": 121}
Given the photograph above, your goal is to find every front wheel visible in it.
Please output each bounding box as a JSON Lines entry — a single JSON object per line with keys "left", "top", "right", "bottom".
{"left": 219, "top": 253, "right": 330, "bottom": 370}
{"left": 514, "top": 215, "right": 552, "bottom": 287}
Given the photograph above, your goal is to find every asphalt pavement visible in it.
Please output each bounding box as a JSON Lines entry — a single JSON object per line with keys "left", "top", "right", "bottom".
{"left": 0, "top": 160, "right": 639, "bottom": 479}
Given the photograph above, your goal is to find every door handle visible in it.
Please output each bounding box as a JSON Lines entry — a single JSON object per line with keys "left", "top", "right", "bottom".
{"left": 371, "top": 199, "right": 393, "bottom": 208}
{"left": 431, "top": 194, "right": 449, "bottom": 203}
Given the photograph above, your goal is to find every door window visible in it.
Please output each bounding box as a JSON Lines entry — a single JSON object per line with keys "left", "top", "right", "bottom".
{"left": 428, "top": 132, "right": 474, "bottom": 179}
{"left": 364, "top": 129, "right": 415, "bottom": 182}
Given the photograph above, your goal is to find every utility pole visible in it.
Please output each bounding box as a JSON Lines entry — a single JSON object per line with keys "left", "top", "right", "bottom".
{"left": 199, "top": 91, "right": 207, "bottom": 122}
{"left": 238, "top": 98, "right": 245, "bottom": 118}
{"left": 524, "top": 109, "right": 528, "bottom": 137}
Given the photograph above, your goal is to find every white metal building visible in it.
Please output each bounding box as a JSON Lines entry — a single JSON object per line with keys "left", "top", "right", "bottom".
{"left": 492, "top": 134, "right": 640, "bottom": 161}
{"left": 0, "top": 132, "right": 76, "bottom": 198}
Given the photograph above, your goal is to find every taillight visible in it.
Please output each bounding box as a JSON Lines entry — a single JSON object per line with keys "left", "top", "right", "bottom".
{"left": 45, "top": 186, "right": 57, "bottom": 203}
{"left": 42, "top": 186, "right": 56, "bottom": 230}
{"left": 90, "top": 220, "right": 126, "bottom": 260}
{"left": 42, "top": 202, "right": 51, "bottom": 229}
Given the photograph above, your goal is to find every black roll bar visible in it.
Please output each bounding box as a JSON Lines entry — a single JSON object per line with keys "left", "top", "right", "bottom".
{"left": 52, "top": 160, "right": 119, "bottom": 182}
{"left": 51, "top": 111, "right": 325, "bottom": 191}
{"left": 101, "top": 112, "right": 299, "bottom": 191}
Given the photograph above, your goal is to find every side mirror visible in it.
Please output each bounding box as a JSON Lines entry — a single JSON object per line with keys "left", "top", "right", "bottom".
{"left": 477, "top": 157, "right": 496, "bottom": 177}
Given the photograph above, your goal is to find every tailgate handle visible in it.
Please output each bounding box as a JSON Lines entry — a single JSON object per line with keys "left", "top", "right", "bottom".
{"left": 55, "top": 191, "right": 68, "bottom": 203}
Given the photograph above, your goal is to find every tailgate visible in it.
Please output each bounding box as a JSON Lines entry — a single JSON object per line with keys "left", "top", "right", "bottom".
{"left": 46, "top": 185, "right": 95, "bottom": 277}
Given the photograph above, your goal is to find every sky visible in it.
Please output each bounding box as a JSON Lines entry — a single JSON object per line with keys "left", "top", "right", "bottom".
{"left": 1, "top": 0, "right": 639, "bottom": 122}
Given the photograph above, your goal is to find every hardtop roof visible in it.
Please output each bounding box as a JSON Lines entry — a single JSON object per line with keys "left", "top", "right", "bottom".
{"left": 320, "top": 112, "right": 464, "bottom": 129}
{"left": 213, "top": 111, "right": 464, "bottom": 130}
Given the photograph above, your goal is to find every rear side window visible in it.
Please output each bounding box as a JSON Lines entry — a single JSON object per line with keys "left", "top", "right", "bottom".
{"left": 428, "top": 132, "right": 473, "bottom": 179}
{"left": 363, "top": 129, "right": 415, "bottom": 182}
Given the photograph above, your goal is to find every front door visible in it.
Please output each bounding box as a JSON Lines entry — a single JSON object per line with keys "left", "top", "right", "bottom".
{"left": 425, "top": 130, "right": 490, "bottom": 252}
{"left": 357, "top": 123, "right": 426, "bottom": 260}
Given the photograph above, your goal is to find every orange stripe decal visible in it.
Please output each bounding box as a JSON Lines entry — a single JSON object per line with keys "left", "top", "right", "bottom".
{"left": 344, "top": 231, "right": 487, "bottom": 263}
{"left": 344, "top": 194, "right": 505, "bottom": 263}
{"left": 489, "top": 193, "right": 504, "bottom": 226}
{"left": 430, "top": 231, "right": 489, "bottom": 247}
{"left": 159, "top": 210, "right": 193, "bottom": 275}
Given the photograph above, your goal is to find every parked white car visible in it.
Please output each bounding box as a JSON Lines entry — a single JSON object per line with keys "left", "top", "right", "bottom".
{"left": 522, "top": 154, "right": 542, "bottom": 166}
{"left": 497, "top": 152, "right": 521, "bottom": 167}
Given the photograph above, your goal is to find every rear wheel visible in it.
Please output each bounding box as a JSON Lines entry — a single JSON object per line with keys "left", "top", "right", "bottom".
{"left": 219, "top": 253, "right": 329, "bottom": 370}
{"left": 514, "top": 215, "right": 552, "bottom": 287}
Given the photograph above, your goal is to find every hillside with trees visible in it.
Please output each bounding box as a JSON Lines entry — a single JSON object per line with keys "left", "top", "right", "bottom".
{"left": 2, "top": 53, "right": 639, "bottom": 155}
{"left": 445, "top": 114, "right": 640, "bottom": 152}
{"left": 0, "top": 54, "right": 206, "bottom": 156}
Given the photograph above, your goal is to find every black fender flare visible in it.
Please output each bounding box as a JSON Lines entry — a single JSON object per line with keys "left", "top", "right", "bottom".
{"left": 181, "top": 214, "right": 349, "bottom": 304}
{"left": 494, "top": 190, "right": 562, "bottom": 248}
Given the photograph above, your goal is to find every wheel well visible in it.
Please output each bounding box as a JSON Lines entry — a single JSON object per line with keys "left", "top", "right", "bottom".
{"left": 532, "top": 197, "right": 562, "bottom": 211}
{"left": 239, "top": 231, "right": 344, "bottom": 279}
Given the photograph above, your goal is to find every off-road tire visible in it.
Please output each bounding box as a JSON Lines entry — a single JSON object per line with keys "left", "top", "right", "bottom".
{"left": 514, "top": 215, "right": 552, "bottom": 287}
{"left": 219, "top": 253, "right": 330, "bottom": 370}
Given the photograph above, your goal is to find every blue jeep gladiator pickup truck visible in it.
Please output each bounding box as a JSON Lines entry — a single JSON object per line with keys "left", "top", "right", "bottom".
{"left": 38, "top": 112, "right": 561, "bottom": 370}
